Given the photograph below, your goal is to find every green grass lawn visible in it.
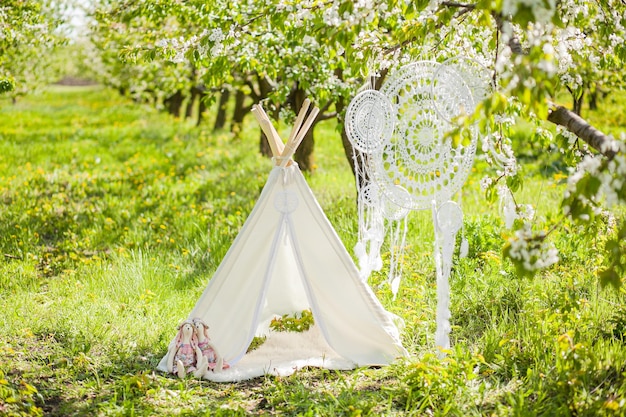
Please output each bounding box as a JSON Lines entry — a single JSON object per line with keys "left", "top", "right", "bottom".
{"left": 1, "top": 86, "right": 625, "bottom": 416}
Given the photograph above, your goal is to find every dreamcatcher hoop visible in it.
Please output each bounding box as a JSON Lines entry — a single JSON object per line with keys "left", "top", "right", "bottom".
{"left": 372, "top": 61, "right": 478, "bottom": 210}
{"left": 432, "top": 56, "right": 494, "bottom": 123}
{"left": 380, "top": 186, "right": 411, "bottom": 221}
{"left": 345, "top": 89, "right": 395, "bottom": 154}
{"left": 436, "top": 200, "right": 464, "bottom": 235}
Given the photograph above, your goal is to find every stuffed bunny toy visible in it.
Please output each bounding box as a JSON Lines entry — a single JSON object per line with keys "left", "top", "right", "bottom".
{"left": 192, "top": 317, "right": 228, "bottom": 373}
{"left": 166, "top": 320, "right": 208, "bottom": 378}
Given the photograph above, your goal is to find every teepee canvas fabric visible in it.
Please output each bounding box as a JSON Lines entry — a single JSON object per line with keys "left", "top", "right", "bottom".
{"left": 157, "top": 102, "right": 408, "bottom": 381}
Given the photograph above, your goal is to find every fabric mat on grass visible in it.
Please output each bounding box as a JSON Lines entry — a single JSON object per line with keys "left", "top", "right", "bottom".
{"left": 203, "top": 325, "right": 355, "bottom": 382}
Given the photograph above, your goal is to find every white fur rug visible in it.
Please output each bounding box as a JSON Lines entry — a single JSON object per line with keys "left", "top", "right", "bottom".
{"left": 203, "top": 325, "right": 355, "bottom": 382}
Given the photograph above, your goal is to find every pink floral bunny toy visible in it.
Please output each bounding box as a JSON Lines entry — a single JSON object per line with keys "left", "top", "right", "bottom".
{"left": 192, "top": 318, "right": 229, "bottom": 373}
{"left": 166, "top": 319, "right": 208, "bottom": 378}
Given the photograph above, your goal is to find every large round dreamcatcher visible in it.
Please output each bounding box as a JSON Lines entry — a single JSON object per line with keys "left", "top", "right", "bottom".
{"left": 345, "top": 58, "right": 490, "bottom": 353}
{"left": 374, "top": 61, "right": 478, "bottom": 210}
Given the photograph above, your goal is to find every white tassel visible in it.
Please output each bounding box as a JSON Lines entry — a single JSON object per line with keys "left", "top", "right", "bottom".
{"left": 433, "top": 201, "right": 463, "bottom": 357}
{"left": 390, "top": 276, "right": 401, "bottom": 300}
{"left": 459, "top": 238, "right": 469, "bottom": 258}
{"left": 354, "top": 241, "right": 366, "bottom": 260}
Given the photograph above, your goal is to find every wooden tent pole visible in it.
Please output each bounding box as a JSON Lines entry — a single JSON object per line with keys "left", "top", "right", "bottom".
{"left": 287, "top": 98, "right": 311, "bottom": 145}
{"left": 279, "top": 106, "right": 320, "bottom": 168}
{"left": 252, "top": 105, "right": 285, "bottom": 157}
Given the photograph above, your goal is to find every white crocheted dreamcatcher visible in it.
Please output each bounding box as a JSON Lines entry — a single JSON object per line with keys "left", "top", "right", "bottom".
{"left": 346, "top": 59, "right": 491, "bottom": 353}
{"left": 346, "top": 78, "right": 410, "bottom": 296}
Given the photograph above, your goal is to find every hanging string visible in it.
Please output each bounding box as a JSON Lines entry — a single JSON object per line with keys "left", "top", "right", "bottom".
{"left": 457, "top": 192, "right": 469, "bottom": 258}
{"left": 353, "top": 140, "right": 384, "bottom": 281}
{"left": 387, "top": 212, "right": 408, "bottom": 299}
{"left": 351, "top": 72, "right": 389, "bottom": 281}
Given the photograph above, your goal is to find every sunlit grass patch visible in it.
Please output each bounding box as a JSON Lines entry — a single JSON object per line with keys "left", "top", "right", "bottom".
{"left": 0, "top": 86, "right": 625, "bottom": 415}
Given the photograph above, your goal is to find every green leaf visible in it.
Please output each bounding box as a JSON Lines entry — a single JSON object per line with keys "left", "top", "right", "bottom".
{"left": 0, "top": 78, "right": 14, "bottom": 94}
{"left": 512, "top": 4, "right": 536, "bottom": 27}
{"left": 599, "top": 268, "right": 621, "bottom": 289}
{"left": 506, "top": 173, "right": 523, "bottom": 192}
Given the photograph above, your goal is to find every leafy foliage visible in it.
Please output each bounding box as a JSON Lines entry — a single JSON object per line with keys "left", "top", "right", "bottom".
{"left": 0, "top": 0, "right": 65, "bottom": 98}
{"left": 0, "top": 370, "right": 43, "bottom": 417}
{"left": 270, "top": 310, "right": 315, "bottom": 333}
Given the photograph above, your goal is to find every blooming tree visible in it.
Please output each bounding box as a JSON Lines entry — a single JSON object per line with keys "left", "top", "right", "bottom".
{"left": 88, "top": 0, "right": 207, "bottom": 121}
{"left": 88, "top": 0, "right": 625, "bottom": 285}
{"left": 0, "top": 0, "right": 64, "bottom": 98}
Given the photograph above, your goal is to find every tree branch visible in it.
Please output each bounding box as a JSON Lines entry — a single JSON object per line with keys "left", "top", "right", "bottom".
{"left": 492, "top": 13, "right": 525, "bottom": 55}
{"left": 547, "top": 105, "right": 620, "bottom": 159}
{"left": 385, "top": 2, "right": 524, "bottom": 56}
{"left": 384, "top": 3, "right": 475, "bottom": 55}
{"left": 440, "top": 1, "right": 475, "bottom": 9}
{"left": 317, "top": 111, "right": 337, "bottom": 122}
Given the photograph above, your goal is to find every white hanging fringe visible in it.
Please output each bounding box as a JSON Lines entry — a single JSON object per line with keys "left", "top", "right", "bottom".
{"left": 432, "top": 200, "right": 463, "bottom": 356}
{"left": 387, "top": 214, "right": 408, "bottom": 300}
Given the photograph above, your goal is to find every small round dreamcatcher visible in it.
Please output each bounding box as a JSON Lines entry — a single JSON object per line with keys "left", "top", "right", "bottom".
{"left": 344, "top": 89, "right": 395, "bottom": 154}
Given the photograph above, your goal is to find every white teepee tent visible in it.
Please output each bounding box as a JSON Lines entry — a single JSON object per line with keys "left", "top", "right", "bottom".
{"left": 157, "top": 100, "right": 408, "bottom": 382}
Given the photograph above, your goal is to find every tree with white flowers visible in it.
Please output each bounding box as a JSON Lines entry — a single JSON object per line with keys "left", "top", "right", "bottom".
{"left": 0, "top": 0, "right": 65, "bottom": 98}
{"left": 87, "top": 0, "right": 209, "bottom": 123}
{"left": 88, "top": 0, "right": 625, "bottom": 285}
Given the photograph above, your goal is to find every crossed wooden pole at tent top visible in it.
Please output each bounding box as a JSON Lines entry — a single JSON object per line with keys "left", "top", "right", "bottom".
{"left": 251, "top": 99, "right": 320, "bottom": 168}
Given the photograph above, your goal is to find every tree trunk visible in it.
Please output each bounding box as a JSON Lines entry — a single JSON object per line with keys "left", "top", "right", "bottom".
{"left": 164, "top": 90, "right": 184, "bottom": 118}
{"left": 295, "top": 128, "right": 316, "bottom": 171}
{"left": 231, "top": 89, "right": 246, "bottom": 136}
{"left": 291, "top": 88, "right": 316, "bottom": 171}
{"left": 185, "top": 87, "right": 200, "bottom": 120}
{"left": 257, "top": 76, "right": 274, "bottom": 157}
{"left": 259, "top": 131, "right": 272, "bottom": 157}
{"left": 196, "top": 91, "right": 207, "bottom": 126}
{"left": 213, "top": 89, "right": 230, "bottom": 131}
{"left": 547, "top": 105, "right": 619, "bottom": 159}
{"left": 588, "top": 90, "right": 598, "bottom": 111}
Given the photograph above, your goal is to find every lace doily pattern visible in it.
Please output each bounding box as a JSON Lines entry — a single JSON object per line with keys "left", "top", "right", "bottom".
{"left": 358, "top": 183, "right": 379, "bottom": 207}
{"left": 436, "top": 200, "right": 464, "bottom": 235}
{"left": 431, "top": 65, "right": 475, "bottom": 123}
{"left": 345, "top": 89, "right": 395, "bottom": 154}
{"left": 380, "top": 186, "right": 411, "bottom": 221}
{"left": 434, "top": 57, "right": 493, "bottom": 117}
{"left": 373, "top": 61, "right": 478, "bottom": 210}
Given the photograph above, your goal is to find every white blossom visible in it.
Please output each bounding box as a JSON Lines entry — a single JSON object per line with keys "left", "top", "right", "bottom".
{"left": 507, "top": 225, "right": 559, "bottom": 271}
{"left": 480, "top": 176, "right": 493, "bottom": 190}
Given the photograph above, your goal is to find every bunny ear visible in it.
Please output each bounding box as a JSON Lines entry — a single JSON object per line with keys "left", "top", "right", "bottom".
{"left": 174, "top": 319, "right": 192, "bottom": 345}
{"left": 173, "top": 326, "right": 184, "bottom": 347}
{"left": 192, "top": 317, "right": 208, "bottom": 328}
{"left": 179, "top": 319, "right": 194, "bottom": 329}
